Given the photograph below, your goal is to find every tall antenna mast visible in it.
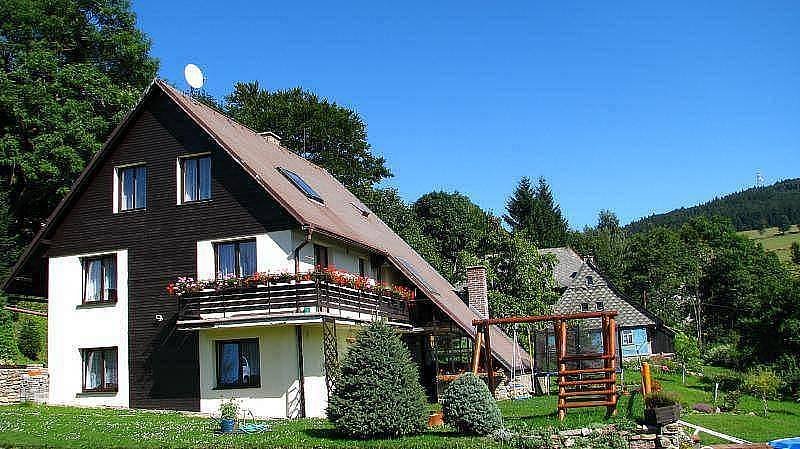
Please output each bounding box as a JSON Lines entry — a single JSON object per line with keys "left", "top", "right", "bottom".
{"left": 756, "top": 169, "right": 764, "bottom": 187}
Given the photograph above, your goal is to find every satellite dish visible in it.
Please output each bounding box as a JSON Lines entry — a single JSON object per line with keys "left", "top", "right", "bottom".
{"left": 184, "top": 64, "right": 204, "bottom": 89}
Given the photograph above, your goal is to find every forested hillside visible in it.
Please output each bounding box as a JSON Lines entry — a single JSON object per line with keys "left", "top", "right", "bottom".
{"left": 627, "top": 178, "right": 800, "bottom": 233}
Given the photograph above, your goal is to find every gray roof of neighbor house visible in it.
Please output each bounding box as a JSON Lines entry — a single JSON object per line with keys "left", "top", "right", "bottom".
{"left": 540, "top": 247, "right": 659, "bottom": 329}
{"left": 2, "top": 79, "right": 529, "bottom": 371}
{"left": 538, "top": 247, "right": 584, "bottom": 288}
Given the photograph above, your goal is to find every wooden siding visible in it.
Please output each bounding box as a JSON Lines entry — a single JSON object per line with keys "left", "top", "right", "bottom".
{"left": 43, "top": 90, "right": 297, "bottom": 411}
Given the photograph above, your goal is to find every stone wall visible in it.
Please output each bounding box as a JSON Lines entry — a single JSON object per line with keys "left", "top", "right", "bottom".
{"left": 0, "top": 365, "right": 48, "bottom": 404}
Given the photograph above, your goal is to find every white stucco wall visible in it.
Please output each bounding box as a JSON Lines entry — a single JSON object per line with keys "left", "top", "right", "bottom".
{"left": 197, "top": 231, "right": 295, "bottom": 279}
{"left": 47, "top": 250, "right": 129, "bottom": 407}
{"left": 198, "top": 323, "right": 356, "bottom": 418}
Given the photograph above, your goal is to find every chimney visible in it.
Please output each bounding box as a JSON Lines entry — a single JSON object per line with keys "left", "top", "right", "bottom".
{"left": 259, "top": 131, "right": 281, "bottom": 146}
{"left": 466, "top": 266, "right": 489, "bottom": 318}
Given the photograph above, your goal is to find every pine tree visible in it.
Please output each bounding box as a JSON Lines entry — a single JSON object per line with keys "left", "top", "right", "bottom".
{"left": 504, "top": 177, "right": 568, "bottom": 247}
{"left": 327, "top": 321, "right": 428, "bottom": 438}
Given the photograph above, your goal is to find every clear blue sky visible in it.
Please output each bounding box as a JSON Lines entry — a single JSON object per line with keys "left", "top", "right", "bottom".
{"left": 133, "top": 1, "right": 799, "bottom": 228}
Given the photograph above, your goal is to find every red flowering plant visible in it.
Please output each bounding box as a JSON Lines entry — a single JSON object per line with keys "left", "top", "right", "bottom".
{"left": 167, "top": 267, "right": 417, "bottom": 301}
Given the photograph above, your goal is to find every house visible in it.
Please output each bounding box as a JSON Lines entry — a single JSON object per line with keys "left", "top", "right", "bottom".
{"left": 539, "top": 247, "right": 674, "bottom": 359}
{"left": 1, "top": 79, "right": 528, "bottom": 418}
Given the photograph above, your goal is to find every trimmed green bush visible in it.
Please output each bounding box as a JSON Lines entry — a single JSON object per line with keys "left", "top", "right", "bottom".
{"left": 441, "top": 372, "right": 502, "bottom": 435}
{"left": 17, "top": 318, "right": 43, "bottom": 360}
{"left": 0, "top": 321, "right": 19, "bottom": 364}
{"left": 720, "top": 390, "right": 741, "bottom": 412}
{"left": 327, "top": 321, "right": 427, "bottom": 439}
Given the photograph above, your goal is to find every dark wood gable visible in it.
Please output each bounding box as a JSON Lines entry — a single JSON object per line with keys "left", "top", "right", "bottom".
{"left": 41, "top": 89, "right": 297, "bottom": 410}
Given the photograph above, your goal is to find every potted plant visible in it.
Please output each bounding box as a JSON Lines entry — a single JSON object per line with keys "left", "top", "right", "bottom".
{"left": 644, "top": 391, "right": 681, "bottom": 426}
{"left": 219, "top": 397, "right": 239, "bottom": 433}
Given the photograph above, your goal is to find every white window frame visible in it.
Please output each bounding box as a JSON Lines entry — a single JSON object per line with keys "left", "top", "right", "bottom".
{"left": 176, "top": 152, "right": 212, "bottom": 205}
{"left": 621, "top": 329, "right": 634, "bottom": 346}
{"left": 113, "top": 162, "right": 147, "bottom": 213}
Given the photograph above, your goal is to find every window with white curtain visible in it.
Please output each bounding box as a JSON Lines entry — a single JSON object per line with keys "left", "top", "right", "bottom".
{"left": 118, "top": 165, "right": 146, "bottom": 211}
{"left": 82, "top": 347, "right": 118, "bottom": 392}
{"left": 82, "top": 255, "right": 117, "bottom": 303}
{"left": 216, "top": 339, "right": 260, "bottom": 388}
{"left": 215, "top": 239, "right": 257, "bottom": 278}
{"left": 181, "top": 155, "right": 211, "bottom": 203}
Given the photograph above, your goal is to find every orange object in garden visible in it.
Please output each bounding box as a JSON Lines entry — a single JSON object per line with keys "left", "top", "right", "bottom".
{"left": 428, "top": 411, "right": 444, "bottom": 427}
{"left": 642, "top": 362, "right": 652, "bottom": 395}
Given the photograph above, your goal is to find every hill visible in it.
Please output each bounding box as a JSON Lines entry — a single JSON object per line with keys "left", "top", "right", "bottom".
{"left": 626, "top": 178, "right": 800, "bottom": 233}
{"left": 740, "top": 225, "right": 800, "bottom": 263}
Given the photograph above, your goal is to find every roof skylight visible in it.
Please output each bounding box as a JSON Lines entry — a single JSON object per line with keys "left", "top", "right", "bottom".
{"left": 277, "top": 167, "right": 324, "bottom": 204}
{"left": 397, "top": 257, "right": 439, "bottom": 296}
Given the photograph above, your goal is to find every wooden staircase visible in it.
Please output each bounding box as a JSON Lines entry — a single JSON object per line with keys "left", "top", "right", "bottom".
{"left": 555, "top": 315, "right": 618, "bottom": 420}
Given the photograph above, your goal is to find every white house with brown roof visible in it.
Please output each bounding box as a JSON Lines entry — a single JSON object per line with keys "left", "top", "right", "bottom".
{"left": 2, "top": 79, "right": 528, "bottom": 418}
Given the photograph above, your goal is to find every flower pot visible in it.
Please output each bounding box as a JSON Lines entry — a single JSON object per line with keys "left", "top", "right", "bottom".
{"left": 644, "top": 404, "right": 680, "bottom": 426}
{"left": 220, "top": 418, "right": 235, "bottom": 433}
{"left": 428, "top": 411, "right": 443, "bottom": 427}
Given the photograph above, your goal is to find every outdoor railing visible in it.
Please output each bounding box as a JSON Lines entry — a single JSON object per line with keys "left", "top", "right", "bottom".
{"left": 176, "top": 280, "right": 411, "bottom": 325}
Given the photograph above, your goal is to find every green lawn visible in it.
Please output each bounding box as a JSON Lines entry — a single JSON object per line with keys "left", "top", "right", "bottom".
{"left": 0, "top": 400, "right": 632, "bottom": 449}
{"left": 740, "top": 225, "right": 800, "bottom": 262}
{"left": 623, "top": 365, "right": 800, "bottom": 444}
{"left": 1, "top": 366, "right": 798, "bottom": 448}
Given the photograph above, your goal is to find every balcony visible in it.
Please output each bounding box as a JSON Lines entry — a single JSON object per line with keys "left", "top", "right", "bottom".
{"left": 175, "top": 280, "right": 412, "bottom": 329}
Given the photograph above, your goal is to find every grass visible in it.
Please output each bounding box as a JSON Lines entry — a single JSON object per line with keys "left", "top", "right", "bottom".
{"left": 623, "top": 365, "right": 800, "bottom": 444}
{"left": 0, "top": 397, "right": 634, "bottom": 449}
{"left": 1, "top": 366, "right": 798, "bottom": 448}
{"left": 740, "top": 225, "right": 800, "bottom": 262}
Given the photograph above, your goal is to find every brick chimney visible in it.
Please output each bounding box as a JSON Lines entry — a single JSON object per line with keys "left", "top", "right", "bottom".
{"left": 466, "top": 266, "right": 489, "bottom": 318}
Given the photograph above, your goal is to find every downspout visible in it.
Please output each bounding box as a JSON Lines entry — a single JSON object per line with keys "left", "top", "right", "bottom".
{"left": 294, "top": 226, "right": 313, "bottom": 277}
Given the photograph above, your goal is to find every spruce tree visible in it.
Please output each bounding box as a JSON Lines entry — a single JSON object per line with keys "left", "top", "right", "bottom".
{"left": 504, "top": 176, "right": 568, "bottom": 247}
{"left": 327, "top": 321, "right": 428, "bottom": 438}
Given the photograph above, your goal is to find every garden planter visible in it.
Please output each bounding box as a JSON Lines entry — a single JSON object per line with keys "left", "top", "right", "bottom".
{"left": 644, "top": 404, "right": 680, "bottom": 426}
{"left": 220, "top": 418, "right": 235, "bottom": 433}
{"left": 428, "top": 411, "right": 443, "bottom": 427}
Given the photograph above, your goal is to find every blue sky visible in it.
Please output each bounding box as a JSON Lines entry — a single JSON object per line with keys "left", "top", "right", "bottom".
{"left": 133, "top": 1, "right": 799, "bottom": 228}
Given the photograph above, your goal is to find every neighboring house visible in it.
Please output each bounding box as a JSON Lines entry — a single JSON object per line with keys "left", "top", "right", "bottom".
{"left": 539, "top": 247, "right": 674, "bottom": 359}
{"left": 2, "top": 79, "right": 527, "bottom": 418}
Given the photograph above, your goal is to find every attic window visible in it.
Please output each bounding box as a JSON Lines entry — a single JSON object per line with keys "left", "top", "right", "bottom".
{"left": 581, "top": 303, "right": 589, "bottom": 312}
{"left": 586, "top": 276, "right": 594, "bottom": 286}
{"left": 570, "top": 272, "right": 578, "bottom": 278}
{"left": 595, "top": 301, "right": 604, "bottom": 311}
{"left": 277, "top": 167, "right": 324, "bottom": 204}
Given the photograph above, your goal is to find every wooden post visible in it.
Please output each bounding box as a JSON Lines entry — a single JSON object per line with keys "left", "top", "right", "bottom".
{"left": 607, "top": 316, "right": 618, "bottom": 416}
{"left": 483, "top": 324, "right": 495, "bottom": 392}
{"left": 642, "top": 361, "right": 652, "bottom": 396}
{"left": 557, "top": 319, "right": 567, "bottom": 421}
{"left": 471, "top": 331, "right": 483, "bottom": 374}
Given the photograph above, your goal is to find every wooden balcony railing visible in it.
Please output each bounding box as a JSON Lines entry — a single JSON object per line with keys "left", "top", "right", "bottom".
{"left": 176, "top": 280, "right": 411, "bottom": 326}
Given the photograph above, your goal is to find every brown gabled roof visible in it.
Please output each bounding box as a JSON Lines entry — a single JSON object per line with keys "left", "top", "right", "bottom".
{"left": 3, "top": 79, "right": 529, "bottom": 371}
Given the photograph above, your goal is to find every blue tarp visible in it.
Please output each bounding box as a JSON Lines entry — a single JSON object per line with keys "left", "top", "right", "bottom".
{"left": 771, "top": 438, "right": 800, "bottom": 449}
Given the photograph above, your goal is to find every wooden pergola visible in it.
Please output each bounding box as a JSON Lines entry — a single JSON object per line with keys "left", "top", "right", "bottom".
{"left": 473, "top": 311, "right": 619, "bottom": 420}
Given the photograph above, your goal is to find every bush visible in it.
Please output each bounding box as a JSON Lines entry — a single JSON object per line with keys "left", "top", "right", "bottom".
{"left": 674, "top": 332, "right": 701, "bottom": 370}
{"left": 17, "top": 318, "right": 43, "bottom": 360}
{"left": 327, "top": 321, "right": 428, "bottom": 438}
{"left": 709, "top": 371, "right": 744, "bottom": 392}
{"left": 0, "top": 321, "right": 19, "bottom": 364}
{"left": 773, "top": 354, "right": 800, "bottom": 398}
{"left": 720, "top": 390, "right": 741, "bottom": 412}
{"left": 703, "top": 344, "right": 739, "bottom": 368}
{"left": 441, "top": 372, "right": 503, "bottom": 435}
{"left": 644, "top": 391, "right": 680, "bottom": 409}
{"left": 219, "top": 397, "right": 239, "bottom": 420}
{"left": 744, "top": 366, "right": 782, "bottom": 416}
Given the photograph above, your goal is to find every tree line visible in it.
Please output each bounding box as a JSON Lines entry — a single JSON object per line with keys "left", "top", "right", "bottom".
{"left": 1, "top": 1, "right": 799, "bottom": 399}
{"left": 627, "top": 178, "right": 800, "bottom": 233}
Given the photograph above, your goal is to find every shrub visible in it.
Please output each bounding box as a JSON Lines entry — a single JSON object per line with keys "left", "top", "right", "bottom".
{"left": 17, "top": 318, "right": 43, "bottom": 360}
{"left": 441, "top": 372, "right": 503, "bottom": 435}
{"left": 720, "top": 390, "right": 741, "bottom": 412}
{"left": 0, "top": 321, "right": 19, "bottom": 363}
{"left": 644, "top": 391, "right": 680, "bottom": 409}
{"left": 703, "top": 344, "right": 739, "bottom": 368}
{"left": 674, "top": 332, "right": 701, "bottom": 370}
{"left": 327, "top": 321, "right": 428, "bottom": 438}
{"left": 744, "top": 366, "right": 782, "bottom": 416}
{"left": 219, "top": 397, "right": 239, "bottom": 420}
{"left": 709, "top": 371, "right": 744, "bottom": 392}
{"left": 773, "top": 354, "right": 800, "bottom": 398}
